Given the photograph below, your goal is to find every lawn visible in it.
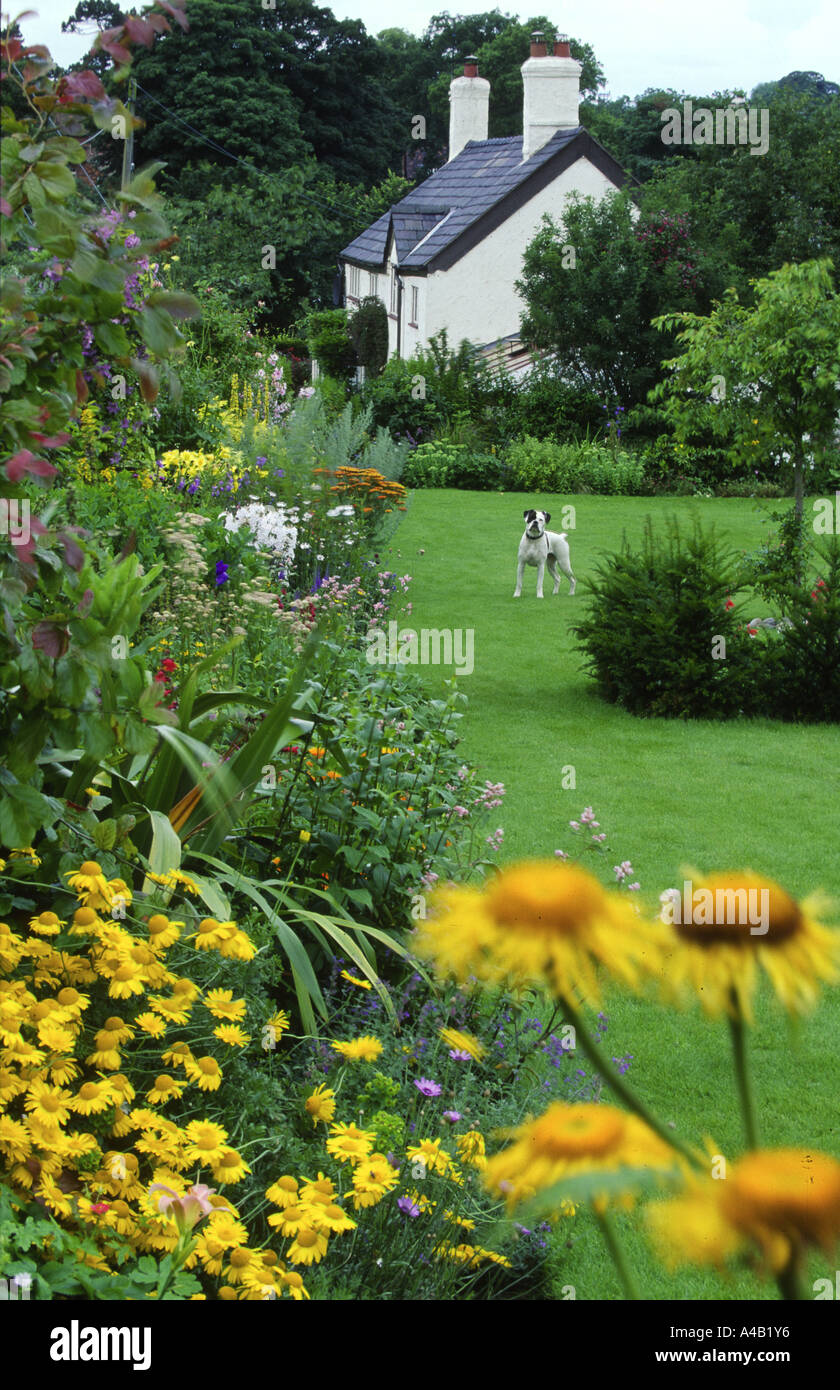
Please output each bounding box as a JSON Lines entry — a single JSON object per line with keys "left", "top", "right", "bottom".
{"left": 382, "top": 489, "right": 840, "bottom": 1299}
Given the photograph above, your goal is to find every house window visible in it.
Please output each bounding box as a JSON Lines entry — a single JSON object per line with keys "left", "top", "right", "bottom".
{"left": 390, "top": 268, "right": 399, "bottom": 316}
{"left": 347, "top": 265, "right": 360, "bottom": 298}
{"left": 410, "top": 285, "right": 419, "bottom": 326}
{"left": 368, "top": 271, "right": 378, "bottom": 297}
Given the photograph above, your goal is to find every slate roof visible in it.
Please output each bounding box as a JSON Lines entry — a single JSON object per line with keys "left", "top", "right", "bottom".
{"left": 340, "top": 128, "right": 630, "bottom": 274}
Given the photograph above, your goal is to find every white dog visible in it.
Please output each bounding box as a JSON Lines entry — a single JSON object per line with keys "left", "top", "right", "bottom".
{"left": 514, "top": 509, "right": 576, "bottom": 598}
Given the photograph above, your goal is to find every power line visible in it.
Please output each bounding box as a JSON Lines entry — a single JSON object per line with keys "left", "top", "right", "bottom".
{"left": 133, "top": 81, "right": 369, "bottom": 228}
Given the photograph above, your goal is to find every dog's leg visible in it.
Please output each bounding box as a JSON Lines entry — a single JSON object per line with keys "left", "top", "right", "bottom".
{"left": 513, "top": 558, "right": 524, "bottom": 598}
{"left": 535, "top": 557, "right": 546, "bottom": 598}
{"left": 560, "top": 557, "right": 576, "bottom": 596}
{"left": 547, "top": 555, "right": 561, "bottom": 596}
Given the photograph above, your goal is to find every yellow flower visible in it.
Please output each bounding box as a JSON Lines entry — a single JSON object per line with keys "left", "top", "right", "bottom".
{"left": 146, "top": 1074, "right": 185, "bottom": 1105}
{"left": 326, "top": 1121, "right": 376, "bottom": 1166}
{"left": 331, "top": 1035, "right": 383, "bottom": 1063}
{"left": 440, "top": 1026, "right": 485, "bottom": 1060}
{"left": 340, "top": 969, "right": 372, "bottom": 990}
{"left": 24, "top": 1079, "right": 73, "bottom": 1129}
{"left": 146, "top": 914, "right": 182, "bottom": 950}
{"left": 286, "top": 1227, "right": 329, "bottom": 1265}
{"left": 484, "top": 1103, "right": 680, "bottom": 1213}
{"left": 204, "top": 989, "right": 247, "bottom": 1022}
{"left": 214, "top": 1024, "right": 251, "bottom": 1048}
{"left": 210, "top": 1149, "right": 251, "bottom": 1184}
{"left": 107, "top": 961, "right": 146, "bottom": 999}
{"left": 186, "top": 1055, "right": 223, "bottom": 1091}
{"left": 28, "top": 911, "right": 66, "bottom": 936}
{"left": 648, "top": 1149, "right": 840, "bottom": 1273}
{"left": 64, "top": 861, "right": 113, "bottom": 904}
{"left": 185, "top": 1120, "right": 230, "bottom": 1166}
{"left": 299, "top": 830, "right": 311, "bottom": 843}
{"left": 405, "top": 1137, "right": 457, "bottom": 1180}
{"left": 456, "top": 1129, "right": 487, "bottom": 1171}
{"left": 304, "top": 1084, "right": 336, "bottom": 1126}
{"left": 417, "top": 862, "right": 658, "bottom": 1003}
{"left": 265, "top": 1175, "right": 299, "bottom": 1208}
{"left": 309, "top": 1201, "right": 357, "bottom": 1234}
{"left": 350, "top": 1154, "right": 399, "bottom": 1209}
{"left": 71, "top": 1079, "right": 116, "bottom": 1116}
{"left": 659, "top": 870, "right": 840, "bottom": 1022}
{"left": 135, "top": 1011, "right": 167, "bottom": 1038}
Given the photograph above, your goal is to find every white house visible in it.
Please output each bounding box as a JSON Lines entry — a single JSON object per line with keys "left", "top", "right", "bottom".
{"left": 339, "top": 32, "right": 631, "bottom": 377}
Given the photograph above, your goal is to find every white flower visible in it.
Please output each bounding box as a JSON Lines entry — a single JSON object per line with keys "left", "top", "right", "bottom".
{"left": 223, "top": 502, "right": 297, "bottom": 565}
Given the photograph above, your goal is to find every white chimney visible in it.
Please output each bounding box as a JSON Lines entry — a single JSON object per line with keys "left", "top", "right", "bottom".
{"left": 448, "top": 56, "right": 490, "bottom": 161}
{"left": 521, "top": 32, "right": 582, "bottom": 161}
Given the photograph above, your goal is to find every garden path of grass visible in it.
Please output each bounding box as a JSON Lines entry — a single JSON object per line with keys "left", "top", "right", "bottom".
{"left": 382, "top": 490, "right": 840, "bottom": 1300}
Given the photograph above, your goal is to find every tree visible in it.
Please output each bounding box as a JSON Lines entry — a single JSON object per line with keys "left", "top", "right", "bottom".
{"left": 348, "top": 297, "right": 389, "bottom": 378}
{"left": 650, "top": 259, "right": 840, "bottom": 521}
{"left": 517, "top": 190, "right": 712, "bottom": 410}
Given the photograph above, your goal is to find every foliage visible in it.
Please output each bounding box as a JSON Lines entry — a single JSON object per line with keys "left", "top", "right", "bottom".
{"left": 306, "top": 309, "right": 357, "bottom": 384}
{"left": 506, "top": 437, "right": 646, "bottom": 495}
{"left": 571, "top": 519, "right": 769, "bottom": 718}
{"left": 518, "top": 191, "right": 717, "bottom": 412}
{"left": 651, "top": 259, "right": 840, "bottom": 517}
{"left": 402, "top": 441, "right": 510, "bottom": 491}
{"left": 349, "top": 297, "right": 389, "bottom": 379}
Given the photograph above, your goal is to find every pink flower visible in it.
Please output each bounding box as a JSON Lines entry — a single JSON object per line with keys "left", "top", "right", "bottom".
{"left": 149, "top": 1183, "right": 228, "bottom": 1235}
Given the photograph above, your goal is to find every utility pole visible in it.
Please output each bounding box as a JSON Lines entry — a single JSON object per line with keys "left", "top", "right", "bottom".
{"left": 120, "top": 76, "right": 137, "bottom": 191}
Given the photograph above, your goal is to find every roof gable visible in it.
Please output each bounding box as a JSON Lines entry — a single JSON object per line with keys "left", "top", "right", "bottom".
{"left": 340, "top": 129, "right": 631, "bottom": 274}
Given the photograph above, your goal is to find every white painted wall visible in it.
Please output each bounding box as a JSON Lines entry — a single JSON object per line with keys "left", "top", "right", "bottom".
{"left": 423, "top": 156, "right": 618, "bottom": 350}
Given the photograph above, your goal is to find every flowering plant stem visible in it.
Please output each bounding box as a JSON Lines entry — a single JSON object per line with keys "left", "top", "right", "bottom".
{"left": 558, "top": 995, "right": 702, "bottom": 1169}
{"left": 727, "top": 990, "right": 759, "bottom": 1149}
{"left": 594, "top": 1208, "right": 642, "bottom": 1300}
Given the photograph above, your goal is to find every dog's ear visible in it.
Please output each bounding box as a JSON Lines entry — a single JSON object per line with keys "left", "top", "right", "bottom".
{"left": 523, "top": 509, "right": 531, "bottom": 519}
{"left": 544, "top": 512, "right": 551, "bottom": 524}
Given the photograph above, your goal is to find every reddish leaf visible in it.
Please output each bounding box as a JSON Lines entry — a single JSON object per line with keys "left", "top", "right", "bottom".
{"left": 32, "top": 622, "right": 70, "bottom": 660}
{"left": 57, "top": 70, "right": 106, "bottom": 104}
{"left": 124, "top": 16, "right": 156, "bottom": 47}
{"left": 146, "top": 13, "right": 171, "bottom": 33}
{"left": 4, "top": 450, "right": 58, "bottom": 482}
{"left": 131, "top": 356, "right": 159, "bottom": 404}
{"left": 30, "top": 431, "right": 71, "bottom": 448}
{"left": 76, "top": 589, "right": 95, "bottom": 617}
{"left": 0, "top": 197, "right": 11, "bottom": 218}
{"left": 155, "top": 1, "right": 189, "bottom": 31}
{"left": 95, "top": 29, "right": 133, "bottom": 66}
{"left": 57, "top": 532, "right": 85, "bottom": 571}
{"left": 0, "top": 39, "right": 23, "bottom": 61}
{"left": 75, "top": 370, "right": 89, "bottom": 405}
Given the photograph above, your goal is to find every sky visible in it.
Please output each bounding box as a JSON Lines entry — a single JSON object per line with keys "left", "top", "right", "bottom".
{"left": 8, "top": 0, "right": 840, "bottom": 99}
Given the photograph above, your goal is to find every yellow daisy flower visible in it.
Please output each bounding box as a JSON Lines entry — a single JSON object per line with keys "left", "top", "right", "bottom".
{"left": 204, "top": 989, "right": 247, "bottom": 1022}
{"left": 28, "top": 911, "right": 66, "bottom": 936}
{"left": 326, "top": 1122, "right": 376, "bottom": 1166}
{"left": 658, "top": 870, "right": 840, "bottom": 1023}
{"left": 64, "top": 861, "right": 113, "bottom": 903}
{"left": 484, "top": 1102, "right": 681, "bottom": 1213}
{"left": 146, "top": 914, "right": 183, "bottom": 950}
{"left": 419, "top": 861, "right": 658, "bottom": 1003}
{"left": 210, "top": 1149, "right": 251, "bottom": 1184}
{"left": 265, "top": 1175, "right": 299, "bottom": 1208}
{"left": 213, "top": 1024, "right": 251, "bottom": 1048}
{"left": 285, "top": 1227, "right": 329, "bottom": 1265}
{"left": 340, "top": 969, "right": 372, "bottom": 990}
{"left": 331, "top": 1035, "right": 383, "bottom": 1063}
{"left": 146, "top": 1074, "right": 185, "bottom": 1105}
{"left": 71, "top": 1079, "right": 116, "bottom": 1116}
{"left": 440, "top": 1026, "right": 485, "bottom": 1060}
{"left": 304, "top": 1084, "right": 336, "bottom": 1127}
{"left": 185, "top": 1055, "right": 223, "bottom": 1091}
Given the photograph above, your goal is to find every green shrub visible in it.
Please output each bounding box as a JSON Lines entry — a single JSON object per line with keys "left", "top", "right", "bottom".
{"left": 572, "top": 519, "right": 771, "bottom": 718}
{"left": 305, "top": 309, "right": 357, "bottom": 383}
{"left": 402, "top": 441, "right": 509, "bottom": 490}
{"left": 349, "top": 296, "right": 389, "bottom": 379}
{"left": 506, "top": 437, "right": 645, "bottom": 495}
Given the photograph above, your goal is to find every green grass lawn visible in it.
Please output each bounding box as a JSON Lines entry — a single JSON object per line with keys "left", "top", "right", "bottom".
{"left": 381, "top": 489, "right": 840, "bottom": 1300}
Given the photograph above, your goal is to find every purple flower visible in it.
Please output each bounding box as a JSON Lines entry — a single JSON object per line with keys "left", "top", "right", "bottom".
{"left": 442, "top": 1110, "right": 461, "bottom": 1123}
{"left": 398, "top": 1197, "right": 421, "bottom": 1218}
{"left": 215, "top": 561, "right": 229, "bottom": 586}
{"left": 448, "top": 1049, "right": 472, "bottom": 1063}
{"left": 413, "top": 1077, "right": 442, "bottom": 1097}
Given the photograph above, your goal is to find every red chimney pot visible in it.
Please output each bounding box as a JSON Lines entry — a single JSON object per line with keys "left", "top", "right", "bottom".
{"left": 529, "top": 31, "right": 547, "bottom": 58}
{"left": 554, "top": 34, "right": 571, "bottom": 58}
{"left": 464, "top": 54, "right": 478, "bottom": 78}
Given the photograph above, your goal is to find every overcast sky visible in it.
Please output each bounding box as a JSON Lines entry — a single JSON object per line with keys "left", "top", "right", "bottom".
{"left": 11, "top": 0, "right": 840, "bottom": 98}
